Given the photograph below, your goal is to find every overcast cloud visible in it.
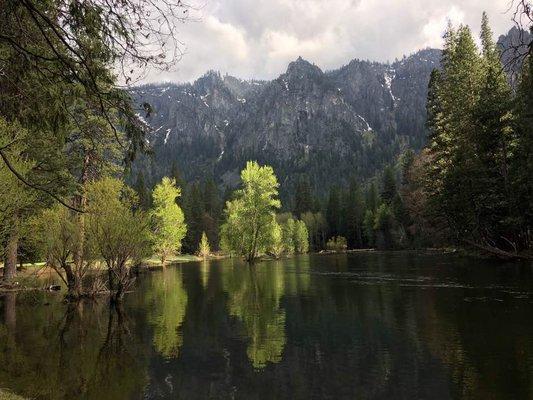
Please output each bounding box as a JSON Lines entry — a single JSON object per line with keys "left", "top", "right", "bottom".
{"left": 142, "top": 0, "right": 516, "bottom": 84}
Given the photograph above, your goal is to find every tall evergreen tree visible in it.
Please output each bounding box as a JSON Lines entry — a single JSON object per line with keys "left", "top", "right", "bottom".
{"left": 183, "top": 182, "right": 204, "bottom": 254}
{"left": 512, "top": 49, "right": 533, "bottom": 250}
{"left": 381, "top": 165, "right": 397, "bottom": 205}
{"left": 134, "top": 171, "right": 150, "bottom": 210}
{"left": 426, "top": 23, "right": 484, "bottom": 240}
{"left": 326, "top": 186, "right": 342, "bottom": 237}
{"left": 472, "top": 12, "right": 515, "bottom": 246}
{"left": 343, "top": 180, "right": 364, "bottom": 248}
{"left": 294, "top": 177, "right": 313, "bottom": 218}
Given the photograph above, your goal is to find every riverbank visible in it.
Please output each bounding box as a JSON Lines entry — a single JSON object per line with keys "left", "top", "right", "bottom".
{"left": 0, "top": 253, "right": 226, "bottom": 293}
{"left": 0, "top": 389, "right": 27, "bottom": 400}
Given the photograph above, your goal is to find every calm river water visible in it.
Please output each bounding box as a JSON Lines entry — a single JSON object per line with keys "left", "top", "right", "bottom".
{"left": 0, "top": 252, "right": 532, "bottom": 399}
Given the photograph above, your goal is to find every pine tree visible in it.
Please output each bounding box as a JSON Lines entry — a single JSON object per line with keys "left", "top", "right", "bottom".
{"left": 363, "top": 210, "right": 375, "bottom": 247}
{"left": 381, "top": 165, "right": 397, "bottom": 205}
{"left": 294, "top": 177, "right": 313, "bottom": 217}
{"left": 365, "top": 182, "right": 379, "bottom": 212}
{"left": 374, "top": 204, "right": 394, "bottom": 250}
{"left": 169, "top": 160, "right": 186, "bottom": 189}
{"left": 326, "top": 186, "right": 341, "bottom": 237}
{"left": 512, "top": 50, "right": 533, "bottom": 250}
{"left": 183, "top": 182, "right": 204, "bottom": 253}
{"left": 426, "top": 23, "right": 484, "bottom": 240}
{"left": 472, "top": 12, "right": 515, "bottom": 246}
{"left": 134, "top": 171, "right": 150, "bottom": 210}
{"left": 344, "top": 180, "right": 364, "bottom": 248}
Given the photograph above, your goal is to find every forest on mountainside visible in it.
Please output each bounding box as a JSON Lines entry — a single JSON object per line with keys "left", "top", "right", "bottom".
{"left": 131, "top": 15, "right": 533, "bottom": 258}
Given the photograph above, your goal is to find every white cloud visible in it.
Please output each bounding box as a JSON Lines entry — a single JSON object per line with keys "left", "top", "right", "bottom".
{"left": 422, "top": 6, "right": 465, "bottom": 48}
{"left": 142, "top": 0, "right": 516, "bottom": 84}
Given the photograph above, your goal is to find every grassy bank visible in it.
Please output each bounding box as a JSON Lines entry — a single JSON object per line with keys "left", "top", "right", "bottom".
{"left": 0, "top": 389, "right": 27, "bottom": 400}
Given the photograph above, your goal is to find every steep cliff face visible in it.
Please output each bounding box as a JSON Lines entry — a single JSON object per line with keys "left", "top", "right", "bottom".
{"left": 131, "top": 46, "right": 441, "bottom": 196}
{"left": 131, "top": 27, "right": 526, "bottom": 198}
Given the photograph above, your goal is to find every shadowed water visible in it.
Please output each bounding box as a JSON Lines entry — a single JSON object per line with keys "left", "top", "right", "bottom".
{"left": 0, "top": 252, "right": 532, "bottom": 399}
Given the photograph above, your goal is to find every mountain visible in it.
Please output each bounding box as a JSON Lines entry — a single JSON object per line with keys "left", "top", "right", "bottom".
{"left": 130, "top": 27, "right": 525, "bottom": 202}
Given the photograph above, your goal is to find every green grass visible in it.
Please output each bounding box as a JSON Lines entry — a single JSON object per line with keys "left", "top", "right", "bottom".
{"left": 0, "top": 389, "right": 28, "bottom": 400}
{"left": 144, "top": 254, "right": 201, "bottom": 266}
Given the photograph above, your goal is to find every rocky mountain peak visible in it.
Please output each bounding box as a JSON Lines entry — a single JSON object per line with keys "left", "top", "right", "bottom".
{"left": 130, "top": 27, "right": 525, "bottom": 198}
{"left": 286, "top": 57, "right": 323, "bottom": 78}
{"left": 194, "top": 70, "right": 224, "bottom": 93}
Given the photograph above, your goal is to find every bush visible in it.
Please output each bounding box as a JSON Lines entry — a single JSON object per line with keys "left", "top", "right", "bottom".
{"left": 326, "top": 236, "right": 347, "bottom": 252}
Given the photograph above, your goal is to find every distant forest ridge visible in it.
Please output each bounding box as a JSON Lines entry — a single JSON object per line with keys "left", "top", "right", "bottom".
{"left": 130, "top": 26, "right": 530, "bottom": 203}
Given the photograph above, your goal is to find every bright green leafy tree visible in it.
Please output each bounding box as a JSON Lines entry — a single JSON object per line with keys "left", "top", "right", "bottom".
{"left": 294, "top": 220, "right": 309, "bottom": 254}
{"left": 150, "top": 177, "right": 187, "bottom": 265}
{"left": 198, "top": 231, "right": 210, "bottom": 259}
{"left": 220, "top": 161, "right": 281, "bottom": 263}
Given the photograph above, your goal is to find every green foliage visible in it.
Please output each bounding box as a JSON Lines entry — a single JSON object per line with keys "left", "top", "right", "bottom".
{"left": 326, "top": 186, "right": 341, "bottom": 237}
{"left": 326, "top": 236, "right": 347, "bottom": 252}
{"left": 363, "top": 210, "right": 375, "bottom": 247}
{"left": 374, "top": 204, "right": 394, "bottom": 250}
{"left": 181, "top": 178, "right": 221, "bottom": 254}
{"left": 220, "top": 161, "right": 281, "bottom": 263}
{"left": 381, "top": 166, "right": 397, "bottom": 205}
{"left": 294, "top": 220, "right": 309, "bottom": 254}
{"left": 86, "top": 177, "right": 151, "bottom": 301}
{"left": 343, "top": 180, "right": 365, "bottom": 248}
{"left": 0, "top": 118, "right": 38, "bottom": 276}
{"left": 301, "top": 211, "right": 327, "bottom": 251}
{"left": 134, "top": 172, "right": 150, "bottom": 210}
{"left": 145, "top": 269, "right": 188, "bottom": 359}
{"left": 198, "top": 232, "right": 210, "bottom": 258}
{"left": 293, "top": 177, "right": 313, "bottom": 217}
{"left": 269, "top": 222, "right": 285, "bottom": 258}
{"left": 423, "top": 15, "right": 531, "bottom": 253}
{"left": 223, "top": 266, "right": 285, "bottom": 369}
{"left": 29, "top": 207, "right": 79, "bottom": 264}
{"left": 150, "top": 177, "right": 187, "bottom": 264}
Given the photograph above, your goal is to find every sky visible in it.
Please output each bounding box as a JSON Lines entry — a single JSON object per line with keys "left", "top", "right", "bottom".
{"left": 142, "top": 0, "right": 517, "bottom": 84}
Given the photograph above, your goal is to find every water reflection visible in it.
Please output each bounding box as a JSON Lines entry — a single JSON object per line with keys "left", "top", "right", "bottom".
{"left": 0, "top": 253, "right": 531, "bottom": 399}
{"left": 144, "top": 268, "right": 188, "bottom": 358}
{"left": 0, "top": 295, "right": 148, "bottom": 399}
{"left": 223, "top": 262, "right": 286, "bottom": 369}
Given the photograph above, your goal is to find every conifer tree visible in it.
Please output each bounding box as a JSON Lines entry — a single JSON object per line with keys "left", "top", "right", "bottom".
{"left": 326, "top": 186, "right": 341, "bottom": 237}
{"left": 294, "top": 178, "right": 313, "bottom": 217}
{"left": 344, "top": 180, "right": 364, "bottom": 248}
{"left": 512, "top": 49, "right": 533, "bottom": 250}
{"left": 472, "top": 12, "right": 515, "bottom": 244}
{"left": 381, "top": 166, "right": 397, "bottom": 205}
{"left": 426, "top": 23, "right": 484, "bottom": 240}
{"left": 134, "top": 171, "right": 150, "bottom": 210}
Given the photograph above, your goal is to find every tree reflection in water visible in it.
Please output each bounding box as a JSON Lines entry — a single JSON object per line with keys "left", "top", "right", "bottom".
{"left": 0, "top": 294, "right": 148, "bottom": 400}
{"left": 144, "top": 267, "right": 188, "bottom": 359}
{"left": 223, "top": 262, "right": 286, "bottom": 369}
{"left": 0, "top": 253, "right": 532, "bottom": 399}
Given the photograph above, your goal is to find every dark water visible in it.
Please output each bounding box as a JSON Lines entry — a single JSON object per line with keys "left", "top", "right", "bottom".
{"left": 1, "top": 253, "right": 532, "bottom": 400}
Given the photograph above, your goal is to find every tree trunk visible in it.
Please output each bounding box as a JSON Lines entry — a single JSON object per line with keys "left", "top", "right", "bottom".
{"left": 73, "top": 195, "right": 86, "bottom": 269}
{"left": 3, "top": 216, "right": 19, "bottom": 281}
{"left": 64, "top": 264, "right": 82, "bottom": 300}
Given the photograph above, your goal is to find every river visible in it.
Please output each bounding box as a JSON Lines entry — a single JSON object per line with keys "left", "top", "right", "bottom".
{"left": 0, "top": 252, "right": 532, "bottom": 399}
